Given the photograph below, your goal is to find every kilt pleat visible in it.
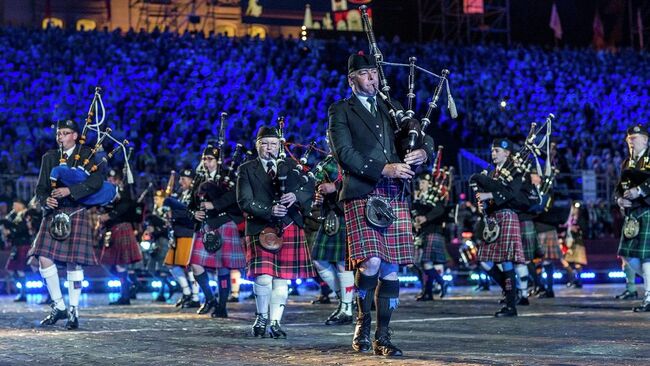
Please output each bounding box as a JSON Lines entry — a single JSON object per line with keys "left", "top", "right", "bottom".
{"left": 29, "top": 207, "right": 98, "bottom": 266}
{"left": 619, "top": 208, "right": 650, "bottom": 260}
{"left": 213, "top": 221, "right": 247, "bottom": 269}
{"left": 419, "top": 232, "right": 447, "bottom": 264}
{"left": 164, "top": 237, "right": 193, "bottom": 267}
{"left": 519, "top": 220, "right": 539, "bottom": 261}
{"left": 537, "top": 229, "right": 562, "bottom": 260}
{"left": 344, "top": 182, "right": 414, "bottom": 270}
{"left": 245, "top": 223, "right": 316, "bottom": 279}
{"left": 312, "top": 215, "right": 347, "bottom": 263}
{"left": 100, "top": 222, "right": 143, "bottom": 266}
{"left": 190, "top": 231, "right": 217, "bottom": 269}
{"left": 477, "top": 209, "right": 525, "bottom": 263}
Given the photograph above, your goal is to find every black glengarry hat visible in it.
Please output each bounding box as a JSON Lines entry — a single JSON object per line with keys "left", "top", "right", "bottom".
{"left": 626, "top": 124, "right": 649, "bottom": 137}
{"left": 256, "top": 126, "right": 280, "bottom": 141}
{"left": 348, "top": 51, "right": 375, "bottom": 74}
{"left": 56, "top": 119, "right": 80, "bottom": 133}
{"left": 180, "top": 168, "right": 195, "bottom": 179}
{"left": 491, "top": 138, "right": 515, "bottom": 153}
{"left": 202, "top": 145, "right": 219, "bottom": 158}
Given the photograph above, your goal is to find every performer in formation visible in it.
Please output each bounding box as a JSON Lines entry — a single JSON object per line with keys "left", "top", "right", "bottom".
{"left": 29, "top": 119, "right": 103, "bottom": 329}
{"left": 236, "top": 126, "right": 316, "bottom": 338}
{"left": 561, "top": 202, "right": 588, "bottom": 288}
{"left": 615, "top": 124, "right": 650, "bottom": 312}
{"left": 328, "top": 53, "right": 433, "bottom": 356}
{"left": 99, "top": 169, "right": 143, "bottom": 305}
{"left": 471, "top": 138, "right": 526, "bottom": 318}
{"left": 1, "top": 198, "right": 33, "bottom": 302}
{"left": 310, "top": 153, "right": 355, "bottom": 325}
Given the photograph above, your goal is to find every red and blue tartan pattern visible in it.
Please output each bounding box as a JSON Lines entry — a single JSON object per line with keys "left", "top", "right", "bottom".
{"left": 477, "top": 209, "right": 525, "bottom": 263}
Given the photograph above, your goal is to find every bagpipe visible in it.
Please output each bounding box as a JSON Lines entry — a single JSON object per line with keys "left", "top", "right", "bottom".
{"left": 49, "top": 87, "right": 133, "bottom": 241}
{"left": 419, "top": 146, "right": 454, "bottom": 207}
{"left": 358, "top": 5, "right": 458, "bottom": 155}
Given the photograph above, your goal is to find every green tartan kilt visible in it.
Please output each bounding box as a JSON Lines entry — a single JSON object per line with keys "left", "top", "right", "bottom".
{"left": 312, "top": 216, "right": 347, "bottom": 263}
{"left": 520, "top": 220, "right": 540, "bottom": 261}
{"left": 618, "top": 208, "right": 650, "bottom": 260}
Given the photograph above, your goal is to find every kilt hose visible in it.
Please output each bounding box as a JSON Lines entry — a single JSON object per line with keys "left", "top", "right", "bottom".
{"left": 190, "top": 231, "right": 217, "bottom": 270}
{"left": 477, "top": 209, "right": 525, "bottom": 264}
{"left": 245, "top": 223, "right": 316, "bottom": 280}
{"left": 99, "top": 222, "right": 143, "bottom": 266}
{"left": 312, "top": 215, "right": 347, "bottom": 263}
{"left": 537, "top": 229, "right": 563, "bottom": 260}
{"left": 520, "top": 220, "right": 540, "bottom": 261}
{"left": 213, "top": 220, "right": 247, "bottom": 269}
{"left": 619, "top": 208, "right": 650, "bottom": 260}
{"left": 5, "top": 245, "right": 30, "bottom": 271}
{"left": 344, "top": 181, "right": 414, "bottom": 270}
{"left": 164, "top": 236, "right": 193, "bottom": 267}
{"left": 29, "top": 206, "right": 98, "bottom": 266}
{"left": 417, "top": 232, "right": 448, "bottom": 264}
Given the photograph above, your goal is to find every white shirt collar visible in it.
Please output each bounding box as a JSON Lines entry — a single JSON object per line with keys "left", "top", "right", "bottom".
{"left": 635, "top": 148, "right": 647, "bottom": 161}
{"left": 259, "top": 158, "right": 276, "bottom": 172}
{"left": 64, "top": 145, "right": 75, "bottom": 158}
{"left": 354, "top": 93, "right": 377, "bottom": 114}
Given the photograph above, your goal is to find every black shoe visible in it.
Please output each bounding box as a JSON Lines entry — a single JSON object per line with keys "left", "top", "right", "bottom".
{"left": 197, "top": 299, "right": 217, "bottom": 315}
{"left": 13, "top": 294, "right": 27, "bottom": 302}
{"left": 40, "top": 303, "right": 68, "bottom": 326}
{"left": 373, "top": 328, "right": 403, "bottom": 357}
{"left": 517, "top": 297, "right": 530, "bottom": 306}
{"left": 268, "top": 320, "right": 287, "bottom": 339}
{"left": 495, "top": 306, "right": 518, "bottom": 317}
{"left": 227, "top": 295, "right": 239, "bottom": 303}
{"left": 537, "top": 290, "right": 555, "bottom": 298}
{"left": 109, "top": 296, "right": 131, "bottom": 306}
{"left": 325, "top": 304, "right": 353, "bottom": 325}
{"left": 175, "top": 294, "right": 190, "bottom": 307}
{"left": 415, "top": 291, "right": 433, "bottom": 301}
{"left": 183, "top": 299, "right": 201, "bottom": 309}
{"left": 311, "top": 294, "right": 331, "bottom": 304}
{"left": 129, "top": 284, "right": 138, "bottom": 300}
{"left": 352, "top": 314, "right": 371, "bottom": 352}
{"left": 212, "top": 304, "right": 228, "bottom": 318}
{"left": 251, "top": 313, "right": 268, "bottom": 337}
{"left": 616, "top": 289, "right": 639, "bottom": 300}
{"left": 65, "top": 307, "right": 79, "bottom": 330}
{"left": 632, "top": 302, "right": 650, "bottom": 312}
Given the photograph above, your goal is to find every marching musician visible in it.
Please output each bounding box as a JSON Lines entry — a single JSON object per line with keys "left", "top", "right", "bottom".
{"left": 412, "top": 173, "right": 449, "bottom": 301}
{"left": 163, "top": 169, "right": 200, "bottom": 309}
{"left": 98, "top": 169, "right": 143, "bottom": 305}
{"left": 533, "top": 180, "right": 565, "bottom": 299}
{"left": 327, "top": 53, "right": 434, "bottom": 356}
{"left": 189, "top": 145, "right": 247, "bottom": 318}
{"left": 1, "top": 198, "right": 32, "bottom": 302}
{"left": 310, "top": 153, "right": 355, "bottom": 325}
{"left": 472, "top": 138, "right": 526, "bottom": 318}
{"left": 142, "top": 189, "right": 174, "bottom": 302}
{"left": 561, "top": 201, "right": 589, "bottom": 288}
{"left": 615, "top": 124, "right": 650, "bottom": 312}
{"left": 236, "top": 126, "right": 316, "bottom": 339}
{"left": 29, "top": 119, "right": 103, "bottom": 329}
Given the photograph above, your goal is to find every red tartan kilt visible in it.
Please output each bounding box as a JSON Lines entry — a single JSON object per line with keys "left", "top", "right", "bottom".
{"left": 213, "top": 221, "right": 247, "bottom": 269}
{"left": 100, "top": 222, "right": 143, "bottom": 266}
{"left": 477, "top": 209, "right": 525, "bottom": 263}
{"left": 29, "top": 207, "right": 98, "bottom": 266}
{"left": 6, "top": 246, "right": 30, "bottom": 271}
{"left": 190, "top": 231, "right": 217, "bottom": 270}
{"left": 420, "top": 233, "right": 447, "bottom": 264}
{"left": 344, "top": 182, "right": 414, "bottom": 270}
{"left": 245, "top": 223, "right": 316, "bottom": 279}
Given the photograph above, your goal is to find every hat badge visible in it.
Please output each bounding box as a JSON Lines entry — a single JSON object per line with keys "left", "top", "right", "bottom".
{"left": 634, "top": 126, "right": 641, "bottom": 132}
{"left": 500, "top": 141, "right": 508, "bottom": 149}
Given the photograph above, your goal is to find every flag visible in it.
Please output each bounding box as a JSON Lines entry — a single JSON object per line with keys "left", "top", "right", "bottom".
{"left": 549, "top": 2, "right": 562, "bottom": 40}
{"left": 592, "top": 10, "right": 604, "bottom": 49}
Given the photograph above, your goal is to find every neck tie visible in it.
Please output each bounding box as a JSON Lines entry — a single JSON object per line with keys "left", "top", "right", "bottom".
{"left": 266, "top": 161, "right": 275, "bottom": 179}
{"left": 367, "top": 97, "right": 377, "bottom": 117}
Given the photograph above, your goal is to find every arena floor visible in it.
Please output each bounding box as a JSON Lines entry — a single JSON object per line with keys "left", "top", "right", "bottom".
{"left": 0, "top": 284, "right": 648, "bottom": 366}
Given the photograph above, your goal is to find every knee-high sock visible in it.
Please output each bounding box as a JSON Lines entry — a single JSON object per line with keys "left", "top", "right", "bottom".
{"left": 624, "top": 262, "right": 638, "bottom": 293}
{"left": 355, "top": 271, "right": 378, "bottom": 315}
{"left": 67, "top": 269, "right": 84, "bottom": 314}
{"left": 527, "top": 262, "right": 539, "bottom": 289}
{"left": 422, "top": 268, "right": 435, "bottom": 293}
{"left": 187, "top": 270, "right": 200, "bottom": 301}
{"left": 574, "top": 265, "right": 583, "bottom": 285}
{"left": 170, "top": 266, "right": 191, "bottom": 296}
{"left": 230, "top": 270, "right": 241, "bottom": 297}
{"left": 40, "top": 265, "right": 65, "bottom": 310}
{"left": 253, "top": 275, "right": 272, "bottom": 316}
{"left": 487, "top": 265, "right": 506, "bottom": 291}
{"left": 116, "top": 269, "right": 130, "bottom": 298}
{"left": 315, "top": 261, "right": 339, "bottom": 293}
{"left": 515, "top": 263, "right": 529, "bottom": 297}
{"left": 642, "top": 262, "right": 650, "bottom": 301}
{"left": 218, "top": 273, "right": 231, "bottom": 308}
{"left": 338, "top": 270, "right": 355, "bottom": 314}
{"left": 503, "top": 269, "right": 517, "bottom": 308}
{"left": 194, "top": 271, "right": 215, "bottom": 302}
{"left": 270, "top": 278, "right": 289, "bottom": 323}
{"left": 375, "top": 279, "right": 400, "bottom": 334}
{"left": 543, "top": 262, "right": 554, "bottom": 291}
